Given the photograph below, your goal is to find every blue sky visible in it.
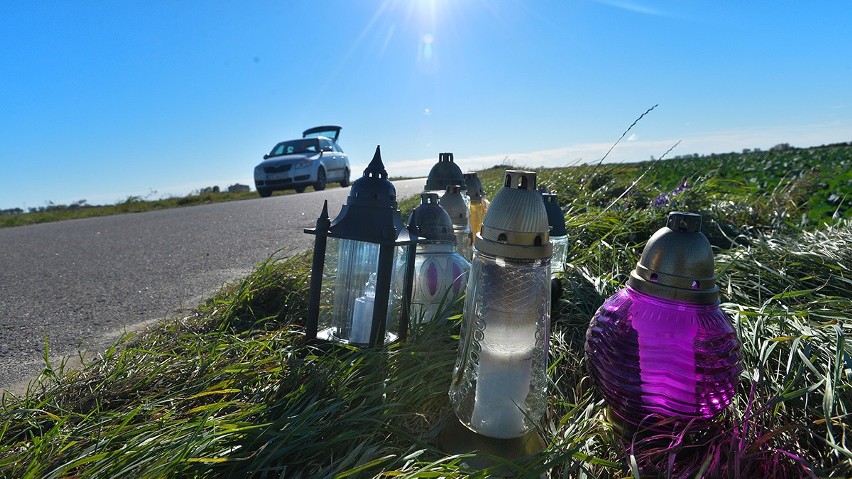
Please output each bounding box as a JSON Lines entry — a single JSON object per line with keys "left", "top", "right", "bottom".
{"left": 2, "top": 1, "right": 850, "bottom": 210}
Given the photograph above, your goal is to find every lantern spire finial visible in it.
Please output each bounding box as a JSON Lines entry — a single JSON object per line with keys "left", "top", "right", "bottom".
{"left": 314, "top": 200, "right": 331, "bottom": 231}
{"left": 364, "top": 145, "right": 388, "bottom": 179}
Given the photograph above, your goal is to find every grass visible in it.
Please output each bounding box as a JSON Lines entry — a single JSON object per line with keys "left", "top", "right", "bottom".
{"left": 0, "top": 185, "right": 348, "bottom": 229}
{"left": 1, "top": 145, "right": 851, "bottom": 478}
{"left": 0, "top": 191, "right": 245, "bottom": 228}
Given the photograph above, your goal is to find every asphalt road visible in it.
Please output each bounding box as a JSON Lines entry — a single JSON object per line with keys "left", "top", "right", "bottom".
{"left": 0, "top": 178, "right": 424, "bottom": 394}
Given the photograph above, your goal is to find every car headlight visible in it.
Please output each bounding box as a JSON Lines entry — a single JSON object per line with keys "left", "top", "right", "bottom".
{"left": 295, "top": 159, "right": 313, "bottom": 169}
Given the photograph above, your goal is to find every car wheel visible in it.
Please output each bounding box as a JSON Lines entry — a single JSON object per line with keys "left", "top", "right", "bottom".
{"left": 340, "top": 168, "right": 350, "bottom": 187}
{"left": 314, "top": 168, "right": 327, "bottom": 191}
{"left": 295, "top": 186, "right": 306, "bottom": 193}
{"left": 258, "top": 189, "right": 272, "bottom": 198}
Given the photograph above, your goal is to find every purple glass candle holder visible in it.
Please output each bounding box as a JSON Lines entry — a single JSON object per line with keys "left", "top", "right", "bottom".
{"left": 585, "top": 212, "right": 741, "bottom": 427}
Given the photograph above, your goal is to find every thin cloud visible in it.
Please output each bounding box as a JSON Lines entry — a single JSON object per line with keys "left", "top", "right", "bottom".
{"left": 593, "top": 0, "right": 669, "bottom": 17}
{"left": 353, "top": 139, "right": 681, "bottom": 178}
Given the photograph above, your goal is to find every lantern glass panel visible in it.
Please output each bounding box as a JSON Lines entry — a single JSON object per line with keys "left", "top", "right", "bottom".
{"left": 316, "top": 237, "right": 380, "bottom": 344}
{"left": 316, "top": 237, "right": 410, "bottom": 345}
{"left": 387, "top": 243, "right": 411, "bottom": 341}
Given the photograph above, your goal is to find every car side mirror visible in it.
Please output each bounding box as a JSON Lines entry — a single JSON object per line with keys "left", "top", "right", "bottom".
{"left": 263, "top": 154, "right": 269, "bottom": 159}
{"left": 321, "top": 146, "right": 333, "bottom": 152}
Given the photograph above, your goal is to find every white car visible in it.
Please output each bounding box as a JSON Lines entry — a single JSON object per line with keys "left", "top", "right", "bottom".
{"left": 254, "top": 125, "right": 351, "bottom": 197}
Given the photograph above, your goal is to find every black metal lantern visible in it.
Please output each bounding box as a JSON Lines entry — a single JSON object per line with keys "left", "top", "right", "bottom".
{"left": 304, "top": 146, "right": 417, "bottom": 348}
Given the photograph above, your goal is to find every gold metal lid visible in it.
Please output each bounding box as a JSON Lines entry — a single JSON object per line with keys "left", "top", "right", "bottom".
{"left": 627, "top": 212, "right": 719, "bottom": 304}
{"left": 475, "top": 170, "right": 552, "bottom": 259}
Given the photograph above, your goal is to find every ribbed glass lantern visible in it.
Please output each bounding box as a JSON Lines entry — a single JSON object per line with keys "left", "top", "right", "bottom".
{"left": 449, "top": 170, "right": 552, "bottom": 439}
{"left": 541, "top": 192, "right": 568, "bottom": 275}
{"left": 439, "top": 185, "right": 473, "bottom": 261}
{"left": 407, "top": 193, "right": 471, "bottom": 324}
{"left": 304, "top": 146, "right": 417, "bottom": 348}
{"left": 464, "top": 172, "right": 490, "bottom": 247}
{"left": 584, "top": 212, "right": 741, "bottom": 427}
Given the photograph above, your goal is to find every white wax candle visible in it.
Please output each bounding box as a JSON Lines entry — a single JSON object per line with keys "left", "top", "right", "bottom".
{"left": 469, "top": 347, "right": 533, "bottom": 438}
{"left": 350, "top": 294, "right": 374, "bottom": 345}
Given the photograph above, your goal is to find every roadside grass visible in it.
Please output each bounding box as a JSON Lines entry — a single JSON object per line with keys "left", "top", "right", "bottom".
{"left": 0, "top": 186, "right": 345, "bottom": 229}
{"left": 1, "top": 150, "right": 851, "bottom": 477}
{"left": 0, "top": 191, "right": 260, "bottom": 228}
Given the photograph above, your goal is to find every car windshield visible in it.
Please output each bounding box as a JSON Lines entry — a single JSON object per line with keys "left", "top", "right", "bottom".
{"left": 269, "top": 139, "right": 319, "bottom": 157}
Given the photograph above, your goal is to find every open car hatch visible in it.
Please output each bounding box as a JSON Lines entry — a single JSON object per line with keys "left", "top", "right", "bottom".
{"left": 302, "top": 125, "right": 341, "bottom": 142}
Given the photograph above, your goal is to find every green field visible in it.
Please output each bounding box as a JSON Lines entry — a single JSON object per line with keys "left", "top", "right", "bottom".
{"left": 1, "top": 143, "right": 850, "bottom": 478}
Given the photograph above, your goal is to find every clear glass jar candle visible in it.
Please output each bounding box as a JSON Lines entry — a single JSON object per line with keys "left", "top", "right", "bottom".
{"left": 449, "top": 170, "right": 552, "bottom": 439}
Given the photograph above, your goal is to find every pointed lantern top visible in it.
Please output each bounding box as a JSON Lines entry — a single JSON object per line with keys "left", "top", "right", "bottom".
{"left": 324, "top": 145, "right": 413, "bottom": 245}
{"left": 346, "top": 145, "right": 396, "bottom": 207}
{"left": 363, "top": 145, "right": 388, "bottom": 179}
